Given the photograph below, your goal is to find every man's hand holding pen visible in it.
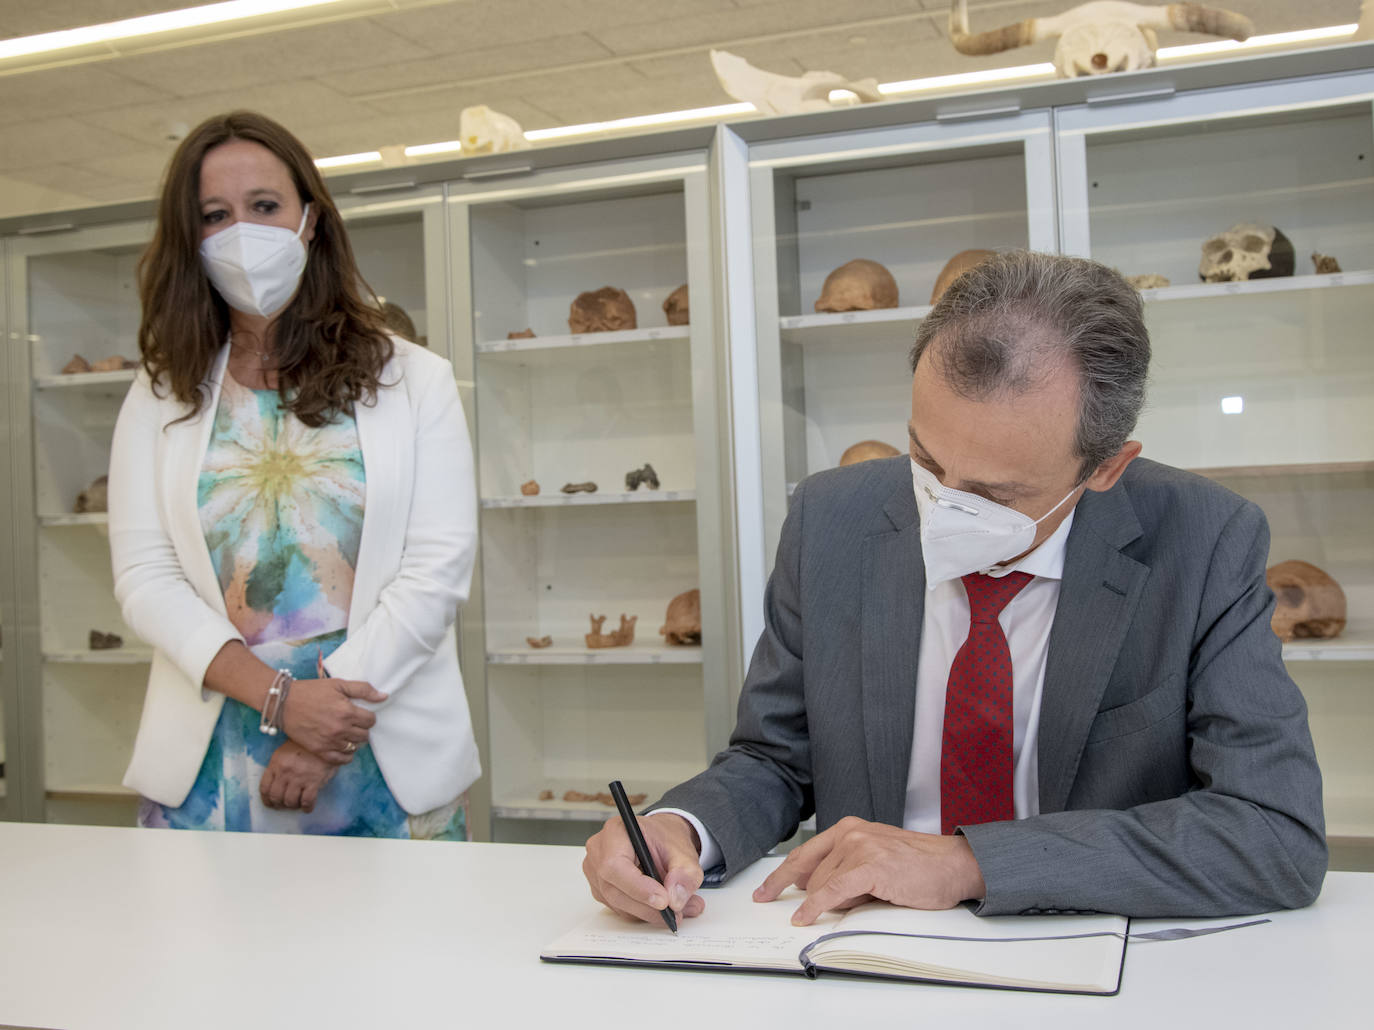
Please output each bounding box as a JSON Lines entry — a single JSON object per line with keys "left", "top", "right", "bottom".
{"left": 584, "top": 812, "right": 707, "bottom": 925}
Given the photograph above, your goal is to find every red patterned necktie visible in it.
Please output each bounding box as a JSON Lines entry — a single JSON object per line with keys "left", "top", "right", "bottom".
{"left": 940, "top": 570, "right": 1035, "bottom": 835}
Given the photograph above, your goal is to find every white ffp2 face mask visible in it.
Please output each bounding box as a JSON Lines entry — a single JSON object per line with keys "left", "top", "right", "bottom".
{"left": 912, "top": 458, "right": 1077, "bottom": 587}
{"left": 199, "top": 204, "right": 310, "bottom": 317}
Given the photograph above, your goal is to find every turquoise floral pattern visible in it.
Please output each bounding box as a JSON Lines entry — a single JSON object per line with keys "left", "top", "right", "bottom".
{"left": 139, "top": 373, "right": 464, "bottom": 840}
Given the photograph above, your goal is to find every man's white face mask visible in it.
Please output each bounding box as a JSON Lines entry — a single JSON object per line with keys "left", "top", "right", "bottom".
{"left": 911, "top": 457, "right": 1078, "bottom": 588}
{"left": 199, "top": 203, "right": 310, "bottom": 317}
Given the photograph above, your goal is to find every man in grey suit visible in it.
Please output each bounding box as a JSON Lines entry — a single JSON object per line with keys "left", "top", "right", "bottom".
{"left": 583, "top": 250, "right": 1326, "bottom": 925}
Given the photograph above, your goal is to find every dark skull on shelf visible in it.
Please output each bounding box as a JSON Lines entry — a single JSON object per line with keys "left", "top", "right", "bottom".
{"left": 663, "top": 284, "right": 690, "bottom": 326}
{"left": 1198, "top": 223, "right": 1295, "bottom": 283}
{"left": 1266, "top": 560, "right": 1346, "bottom": 643}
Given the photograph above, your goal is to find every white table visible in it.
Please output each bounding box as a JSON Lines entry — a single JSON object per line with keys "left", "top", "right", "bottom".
{"left": 0, "top": 822, "right": 1366, "bottom": 1029}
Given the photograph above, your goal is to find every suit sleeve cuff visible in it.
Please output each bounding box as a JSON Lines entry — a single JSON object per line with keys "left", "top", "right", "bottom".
{"left": 653, "top": 807, "right": 722, "bottom": 872}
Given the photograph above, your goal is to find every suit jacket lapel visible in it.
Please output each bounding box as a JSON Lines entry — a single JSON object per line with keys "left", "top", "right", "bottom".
{"left": 348, "top": 354, "right": 412, "bottom": 634}
{"left": 163, "top": 344, "right": 231, "bottom": 616}
{"left": 1038, "top": 483, "right": 1150, "bottom": 814}
{"left": 861, "top": 486, "right": 925, "bottom": 827}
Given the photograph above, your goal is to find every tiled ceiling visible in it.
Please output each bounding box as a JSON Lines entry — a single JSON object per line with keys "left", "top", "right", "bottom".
{"left": 0, "top": 0, "right": 1363, "bottom": 218}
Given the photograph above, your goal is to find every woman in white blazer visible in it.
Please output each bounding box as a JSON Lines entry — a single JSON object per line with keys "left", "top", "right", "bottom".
{"left": 109, "top": 111, "right": 480, "bottom": 838}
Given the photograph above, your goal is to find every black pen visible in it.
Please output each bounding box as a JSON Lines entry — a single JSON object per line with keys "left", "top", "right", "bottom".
{"left": 608, "top": 780, "right": 678, "bottom": 934}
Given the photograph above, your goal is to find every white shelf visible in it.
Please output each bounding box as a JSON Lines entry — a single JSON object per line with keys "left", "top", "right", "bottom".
{"left": 492, "top": 780, "right": 680, "bottom": 822}
{"left": 1137, "top": 270, "right": 1374, "bottom": 304}
{"left": 1326, "top": 796, "right": 1374, "bottom": 843}
{"left": 44, "top": 649, "right": 152, "bottom": 665}
{"left": 45, "top": 784, "right": 137, "bottom": 801}
{"left": 487, "top": 642, "right": 703, "bottom": 665}
{"left": 1283, "top": 628, "right": 1374, "bottom": 663}
{"left": 33, "top": 369, "right": 136, "bottom": 391}
{"left": 39, "top": 513, "right": 108, "bottom": 528}
{"left": 476, "top": 325, "right": 688, "bottom": 355}
{"left": 779, "top": 305, "right": 931, "bottom": 347}
{"left": 481, "top": 489, "right": 695, "bottom": 509}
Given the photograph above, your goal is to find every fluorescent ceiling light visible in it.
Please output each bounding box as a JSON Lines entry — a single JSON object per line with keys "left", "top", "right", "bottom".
{"left": 1221, "top": 396, "right": 1244, "bottom": 415}
{"left": 525, "top": 103, "right": 753, "bottom": 141}
{"left": 0, "top": 0, "right": 344, "bottom": 61}
{"left": 315, "top": 151, "right": 382, "bottom": 169}
{"left": 1158, "top": 24, "right": 1357, "bottom": 61}
{"left": 403, "top": 140, "right": 465, "bottom": 158}
{"left": 880, "top": 63, "right": 1056, "bottom": 95}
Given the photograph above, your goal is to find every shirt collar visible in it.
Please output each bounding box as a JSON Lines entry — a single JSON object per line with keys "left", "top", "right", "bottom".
{"left": 986, "top": 508, "right": 1075, "bottom": 583}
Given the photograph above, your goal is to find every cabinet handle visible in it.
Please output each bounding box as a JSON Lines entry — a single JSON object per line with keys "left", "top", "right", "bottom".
{"left": 16, "top": 222, "right": 75, "bottom": 236}
{"left": 462, "top": 164, "right": 534, "bottom": 181}
{"left": 349, "top": 180, "right": 417, "bottom": 195}
{"left": 935, "top": 103, "right": 1022, "bottom": 122}
{"left": 1086, "top": 85, "right": 1177, "bottom": 106}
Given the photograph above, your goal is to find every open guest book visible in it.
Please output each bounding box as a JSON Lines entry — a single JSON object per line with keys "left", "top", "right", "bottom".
{"left": 543, "top": 858, "right": 1128, "bottom": 995}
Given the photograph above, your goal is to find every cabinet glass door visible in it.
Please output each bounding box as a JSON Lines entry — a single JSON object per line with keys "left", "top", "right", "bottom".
{"left": 1057, "top": 69, "right": 1374, "bottom": 869}
{"left": 449, "top": 155, "right": 731, "bottom": 844}
{"left": 743, "top": 112, "right": 1058, "bottom": 589}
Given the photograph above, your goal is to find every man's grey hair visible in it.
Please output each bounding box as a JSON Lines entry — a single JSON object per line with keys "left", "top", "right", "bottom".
{"left": 909, "top": 250, "right": 1150, "bottom": 482}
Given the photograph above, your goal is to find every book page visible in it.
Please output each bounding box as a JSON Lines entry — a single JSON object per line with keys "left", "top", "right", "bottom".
{"left": 810, "top": 903, "right": 1127, "bottom": 993}
{"left": 543, "top": 858, "right": 842, "bottom": 971}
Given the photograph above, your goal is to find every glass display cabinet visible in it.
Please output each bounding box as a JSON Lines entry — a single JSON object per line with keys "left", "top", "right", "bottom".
{"left": 446, "top": 152, "right": 738, "bottom": 844}
{"left": 3, "top": 190, "right": 450, "bottom": 824}
{"left": 743, "top": 111, "right": 1059, "bottom": 578}
{"left": 1056, "top": 65, "right": 1374, "bottom": 868}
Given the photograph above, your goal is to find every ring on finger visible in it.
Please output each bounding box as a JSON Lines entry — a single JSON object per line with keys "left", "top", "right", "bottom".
{"left": 343, "top": 740, "right": 357, "bottom": 754}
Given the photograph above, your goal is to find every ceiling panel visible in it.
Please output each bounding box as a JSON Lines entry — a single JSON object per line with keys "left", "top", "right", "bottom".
{"left": 108, "top": 19, "right": 434, "bottom": 96}
{"left": 76, "top": 80, "right": 385, "bottom": 147}
{"left": 0, "top": 63, "right": 173, "bottom": 126}
{"left": 318, "top": 31, "right": 615, "bottom": 98}
{"left": 0, "top": 116, "right": 148, "bottom": 172}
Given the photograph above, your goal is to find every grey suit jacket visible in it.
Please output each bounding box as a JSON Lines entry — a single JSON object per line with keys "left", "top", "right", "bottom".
{"left": 656, "top": 456, "right": 1327, "bottom": 917}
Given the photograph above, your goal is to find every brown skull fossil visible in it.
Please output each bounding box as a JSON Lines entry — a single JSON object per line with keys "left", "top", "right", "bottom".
{"left": 75, "top": 474, "right": 109, "bottom": 514}
{"left": 379, "top": 301, "right": 417, "bottom": 342}
{"left": 663, "top": 283, "right": 690, "bottom": 326}
{"left": 839, "top": 440, "right": 900, "bottom": 466}
{"left": 520, "top": 480, "right": 541, "bottom": 496}
{"left": 1266, "top": 559, "right": 1346, "bottom": 642}
{"left": 660, "top": 589, "right": 702, "bottom": 646}
{"left": 815, "top": 259, "right": 899, "bottom": 313}
{"left": 569, "top": 287, "right": 638, "bottom": 333}
{"left": 62, "top": 354, "right": 92, "bottom": 375}
{"left": 930, "top": 249, "right": 996, "bottom": 304}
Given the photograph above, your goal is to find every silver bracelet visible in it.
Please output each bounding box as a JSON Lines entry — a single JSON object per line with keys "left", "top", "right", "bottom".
{"left": 258, "top": 669, "right": 294, "bottom": 736}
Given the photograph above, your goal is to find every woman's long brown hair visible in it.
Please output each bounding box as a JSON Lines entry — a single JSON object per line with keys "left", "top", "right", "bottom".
{"left": 138, "top": 110, "right": 393, "bottom": 426}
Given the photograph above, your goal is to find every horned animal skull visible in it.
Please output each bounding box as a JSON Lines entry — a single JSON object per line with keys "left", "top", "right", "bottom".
{"left": 458, "top": 105, "right": 531, "bottom": 155}
{"left": 709, "top": 49, "right": 882, "bottom": 115}
{"left": 948, "top": 1, "right": 1253, "bottom": 78}
{"left": 1198, "top": 223, "right": 1295, "bottom": 283}
{"left": 815, "top": 259, "right": 900, "bottom": 313}
{"left": 1267, "top": 560, "right": 1346, "bottom": 643}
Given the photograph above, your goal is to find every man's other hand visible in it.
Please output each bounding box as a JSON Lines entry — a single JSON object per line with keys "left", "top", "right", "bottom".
{"left": 752, "top": 817, "right": 987, "bottom": 925}
{"left": 583, "top": 812, "right": 707, "bottom": 924}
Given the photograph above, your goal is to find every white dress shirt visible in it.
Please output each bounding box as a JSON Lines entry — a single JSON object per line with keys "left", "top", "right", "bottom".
{"left": 667, "top": 510, "right": 1076, "bottom": 871}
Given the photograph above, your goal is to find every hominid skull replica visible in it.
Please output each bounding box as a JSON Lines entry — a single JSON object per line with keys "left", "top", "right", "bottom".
{"left": 839, "top": 440, "right": 900, "bottom": 466}
{"left": 660, "top": 589, "right": 702, "bottom": 646}
{"left": 569, "top": 287, "right": 637, "bottom": 333}
{"left": 948, "top": 0, "right": 1253, "bottom": 79}
{"left": 815, "top": 259, "right": 899, "bottom": 313}
{"left": 663, "top": 284, "right": 690, "bottom": 325}
{"left": 76, "top": 474, "right": 109, "bottom": 514}
{"left": 930, "top": 249, "right": 996, "bottom": 305}
{"left": 1266, "top": 560, "right": 1346, "bottom": 642}
{"left": 1199, "top": 224, "right": 1295, "bottom": 283}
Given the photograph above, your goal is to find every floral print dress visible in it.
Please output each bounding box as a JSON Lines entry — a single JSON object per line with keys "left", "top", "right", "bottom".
{"left": 138, "top": 372, "right": 465, "bottom": 839}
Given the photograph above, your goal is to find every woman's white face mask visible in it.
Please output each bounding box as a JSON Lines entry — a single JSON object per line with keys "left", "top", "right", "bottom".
{"left": 199, "top": 204, "right": 310, "bottom": 317}
{"left": 911, "top": 458, "right": 1078, "bottom": 587}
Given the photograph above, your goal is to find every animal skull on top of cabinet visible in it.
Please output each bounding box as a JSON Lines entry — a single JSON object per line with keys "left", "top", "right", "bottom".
{"left": 458, "top": 105, "right": 531, "bottom": 155}
{"left": 947, "top": 1, "right": 1254, "bottom": 78}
